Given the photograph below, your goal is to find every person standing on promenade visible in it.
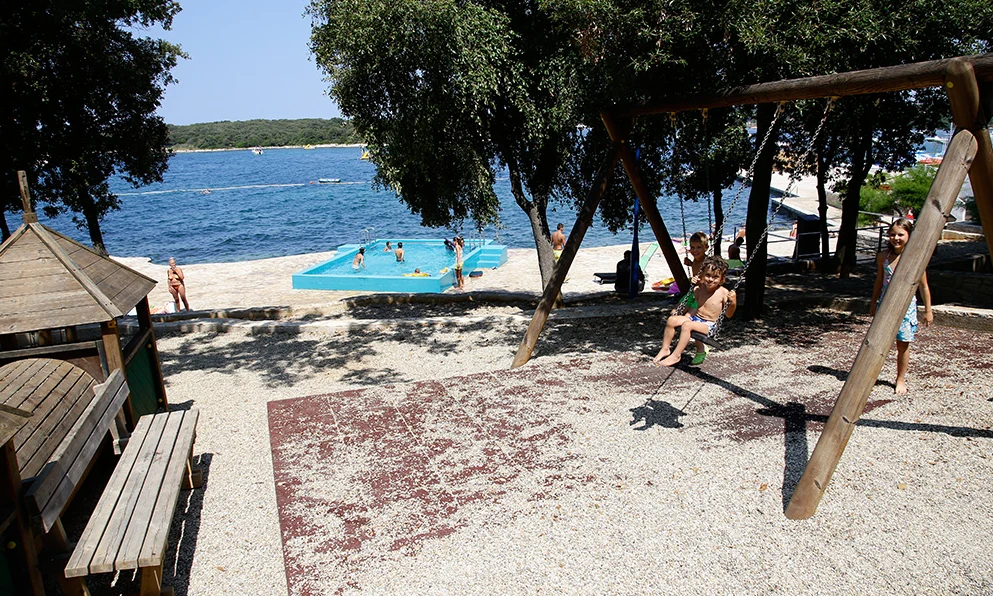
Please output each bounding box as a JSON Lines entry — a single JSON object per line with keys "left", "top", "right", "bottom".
{"left": 168, "top": 257, "right": 190, "bottom": 311}
{"left": 395, "top": 243, "right": 405, "bottom": 262}
{"left": 870, "top": 218, "right": 932, "bottom": 394}
{"left": 353, "top": 247, "right": 366, "bottom": 270}
{"left": 551, "top": 223, "right": 567, "bottom": 263}
{"left": 454, "top": 236, "right": 465, "bottom": 289}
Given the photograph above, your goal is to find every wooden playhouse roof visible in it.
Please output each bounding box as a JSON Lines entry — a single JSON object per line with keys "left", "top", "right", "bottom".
{"left": 0, "top": 222, "right": 156, "bottom": 334}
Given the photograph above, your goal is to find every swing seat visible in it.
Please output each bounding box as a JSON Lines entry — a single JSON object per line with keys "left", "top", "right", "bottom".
{"left": 691, "top": 331, "right": 723, "bottom": 350}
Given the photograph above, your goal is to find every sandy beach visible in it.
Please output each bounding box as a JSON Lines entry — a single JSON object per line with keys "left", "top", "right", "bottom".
{"left": 79, "top": 240, "right": 993, "bottom": 595}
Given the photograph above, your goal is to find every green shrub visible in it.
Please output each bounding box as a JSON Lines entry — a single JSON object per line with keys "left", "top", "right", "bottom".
{"left": 890, "top": 165, "right": 937, "bottom": 214}
{"left": 858, "top": 185, "right": 894, "bottom": 226}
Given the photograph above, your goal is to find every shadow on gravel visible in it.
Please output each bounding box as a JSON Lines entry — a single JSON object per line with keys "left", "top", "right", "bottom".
{"left": 160, "top": 320, "right": 519, "bottom": 387}
{"left": 682, "top": 365, "right": 993, "bottom": 511}
{"left": 808, "top": 364, "right": 896, "bottom": 389}
{"left": 629, "top": 399, "right": 687, "bottom": 430}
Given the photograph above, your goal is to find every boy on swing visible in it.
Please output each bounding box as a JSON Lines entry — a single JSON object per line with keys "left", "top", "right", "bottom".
{"left": 654, "top": 256, "right": 736, "bottom": 367}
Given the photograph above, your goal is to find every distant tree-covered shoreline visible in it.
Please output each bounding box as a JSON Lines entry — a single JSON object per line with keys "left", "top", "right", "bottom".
{"left": 167, "top": 118, "right": 362, "bottom": 149}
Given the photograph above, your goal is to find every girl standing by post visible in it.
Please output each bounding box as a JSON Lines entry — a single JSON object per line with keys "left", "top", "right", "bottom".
{"left": 870, "top": 218, "right": 933, "bottom": 394}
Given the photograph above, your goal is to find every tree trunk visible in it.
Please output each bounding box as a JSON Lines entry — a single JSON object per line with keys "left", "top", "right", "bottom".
{"left": 815, "top": 150, "right": 831, "bottom": 264}
{"left": 712, "top": 186, "right": 724, "bottom": 257}
{"left": 507, "top": 166, "right": 554, "bottom": 286}
{"left": 0, "top": 211, "right": 10, "bottom": 241}
{"left": 83, "top": 204, "right": 109, "bottom": 256}
{"left": 834, "top": 129, "right": 874, "bottom": 278}
{"left": 743, "top": 103, "right": 780, "bottom": 319}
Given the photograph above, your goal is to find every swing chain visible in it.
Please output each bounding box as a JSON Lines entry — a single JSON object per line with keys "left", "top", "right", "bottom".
{"left": 709, "top": 98, "right": 836, "bottom": 339}
{"left": 710, "top": 103, "right": 786, "bottom": 252}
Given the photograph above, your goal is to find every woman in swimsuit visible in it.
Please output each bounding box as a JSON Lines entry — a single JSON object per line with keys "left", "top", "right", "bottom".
{"left": 167, "top": 257, "right": 190, "bottom": 311}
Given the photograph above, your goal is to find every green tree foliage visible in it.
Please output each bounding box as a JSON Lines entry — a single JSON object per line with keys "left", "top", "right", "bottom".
{"left": 167, "top": 118, "right": 361, "bottom": 149}
{"left": 309, "top": 0, "right": 594, "bottom": 285}
{"left": 0, "top": 1, "right": 184, "bottom": 253}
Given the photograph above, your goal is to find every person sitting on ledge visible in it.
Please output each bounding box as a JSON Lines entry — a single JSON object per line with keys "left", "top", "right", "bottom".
{"left": 728, "top": 236, "right": 744, "bottom": 261}
{"left": 614, "top": 250, "right": 645, "bottom": 295}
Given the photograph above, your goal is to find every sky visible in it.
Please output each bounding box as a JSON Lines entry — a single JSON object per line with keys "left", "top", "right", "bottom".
{"left": 144, "top": 0, "right": 341, "bottom": 125}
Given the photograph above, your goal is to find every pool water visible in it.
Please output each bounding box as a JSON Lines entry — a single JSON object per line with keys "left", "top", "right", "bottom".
{"left": 311, "top": 240, "right": 458, "bottom": 277}
{"left": 292, "top": 239, "right": 508, "bottom": 293}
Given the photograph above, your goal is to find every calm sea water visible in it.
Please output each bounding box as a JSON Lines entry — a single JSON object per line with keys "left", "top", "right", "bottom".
{"left": 38, "top": 146, "right": 759, "bottom": 265}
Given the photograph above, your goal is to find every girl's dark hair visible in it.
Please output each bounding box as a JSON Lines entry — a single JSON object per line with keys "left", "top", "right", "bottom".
{"left": 887, "top": 217, "right": 914, "bottom": 251}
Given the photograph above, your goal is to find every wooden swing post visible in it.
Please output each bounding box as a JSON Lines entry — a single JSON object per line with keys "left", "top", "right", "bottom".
{"left": 511, "top": 145, "right": 621, "bottom": 368}
{"left": 601, "top": 113, "right": 691, "bottom": 294}
{"left": 785, "top": 127, "right": 977, "bottom": 520}
{"left": 944, "top": 58, "right": 993, "bottom": 259}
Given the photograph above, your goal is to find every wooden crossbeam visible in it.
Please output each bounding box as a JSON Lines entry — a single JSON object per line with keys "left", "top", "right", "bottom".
{"left": 613, "top": 53, "right": 993, "bottom": 118}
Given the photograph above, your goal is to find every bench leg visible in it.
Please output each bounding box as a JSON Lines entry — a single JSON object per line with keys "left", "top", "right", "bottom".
{"left": 42, "top": 518, "right": 71, "bottom": 552}
{"left": 58, "top": 575, "right": 91, "bottom": 596}
{"left": 182, "top": 442, "right": 203, "bottom": 490}
{"left": 140, "top": 562, "right": 175, "bottom": 596}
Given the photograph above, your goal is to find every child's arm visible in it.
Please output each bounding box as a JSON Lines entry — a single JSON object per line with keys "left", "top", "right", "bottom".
{"left": 918, "top": 271, "right": 933, "bottom": 326}
{"left": 723, "top": 288, "right": 737, "bottom": 319}
{"left": 869, "top": 252, "right": 886, "bottom": 316}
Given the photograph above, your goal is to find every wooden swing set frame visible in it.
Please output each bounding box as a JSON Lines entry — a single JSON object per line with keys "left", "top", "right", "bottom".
{"left": 511, "top": 54, "right": 993, "bottom": 519}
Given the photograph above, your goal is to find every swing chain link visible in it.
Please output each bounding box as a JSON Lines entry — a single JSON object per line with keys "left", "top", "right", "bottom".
{"left": 709, "top": 98, "right": 837, "bottom": 340}
{"left": 709, "top": 103, "right": 786, "bottom": 253}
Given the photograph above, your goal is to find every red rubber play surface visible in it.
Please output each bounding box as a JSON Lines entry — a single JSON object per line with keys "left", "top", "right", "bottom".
{"left": 267, "top": 354, "right": 681, "bottom": 594}
{"left": 266, "top": 321, "right": 979, "bottom": 595}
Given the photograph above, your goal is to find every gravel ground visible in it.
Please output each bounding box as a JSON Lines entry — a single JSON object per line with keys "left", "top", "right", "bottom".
{"left": 61, "top": 241, "right": 989, "bottom": 595}
{"left": 130, "top": 303, "right": 993, "bottom": 596}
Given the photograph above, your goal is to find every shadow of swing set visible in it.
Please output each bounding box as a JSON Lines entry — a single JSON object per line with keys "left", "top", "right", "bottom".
{"left": 511, "top": 55, "right": 993, "bottom": 519}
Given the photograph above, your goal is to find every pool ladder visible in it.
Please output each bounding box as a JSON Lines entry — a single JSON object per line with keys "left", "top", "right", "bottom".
{"left": 358, "top": 227, "right": 376, "bottom": 245}
{"left": 466, "top": 230, "right": 486, "bottom": 250}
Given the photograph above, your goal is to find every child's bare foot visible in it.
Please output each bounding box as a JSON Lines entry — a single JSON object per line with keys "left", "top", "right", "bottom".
{"left": 658, "top": 354, "right": 682, "bottom": 367}
{"left": 653, "top": 350, "right": 670, "bottom": 366}
{"left": 895, "top": 381, "right": 908, "bottom": 395}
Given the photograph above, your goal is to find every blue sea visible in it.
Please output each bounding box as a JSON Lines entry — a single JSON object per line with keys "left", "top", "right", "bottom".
{"left": 37, "top": 146, "right": 761, "bottom": 265}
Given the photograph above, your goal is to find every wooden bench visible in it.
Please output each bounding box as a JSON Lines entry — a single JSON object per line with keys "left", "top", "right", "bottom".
{"left": 64, "top": 409, "right": 201, "bottom": 596}
{"left": 24, "top": 367, "right": 130, "bottom": 544}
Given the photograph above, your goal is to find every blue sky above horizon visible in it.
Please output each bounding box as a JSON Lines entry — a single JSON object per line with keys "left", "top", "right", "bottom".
{"left": 146, "top": 0, "right": 342, "bottom": 125}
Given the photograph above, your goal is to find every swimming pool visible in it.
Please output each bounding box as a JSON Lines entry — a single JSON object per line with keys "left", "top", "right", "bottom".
{"left": 292, "top": 239, "right": 508, "bottom": 293}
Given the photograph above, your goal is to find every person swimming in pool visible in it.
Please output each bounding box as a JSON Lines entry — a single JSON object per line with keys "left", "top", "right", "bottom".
{"left": 353, "top": 247, "right": 366, "bottom": 270}
{"left": 395, "top": 242, "right": 405, "bottom": 262}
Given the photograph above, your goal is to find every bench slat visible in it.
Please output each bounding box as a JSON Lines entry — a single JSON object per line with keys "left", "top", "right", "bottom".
{"left": 88, "top": 413, "right": 170, "bottom": 574}
{"left": 19, "top": 373, "right": 96, "bottom": 479}
{"left": 116, "top": 411, "right": 185, "bottom": 571}
{"left": 64, "top": 414, "right": 164, "bottom": 578}
{"left": 138, "top": 410, "right": 198, "bottom": 568}
{"left": 0, "top": 359, "right": 50, "bottom": 407}
{"left": 27, "top": 371, "right": 129, "bottom": 532}
{"left": 13, "top": 367, "right": 84, "bottom": 468}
